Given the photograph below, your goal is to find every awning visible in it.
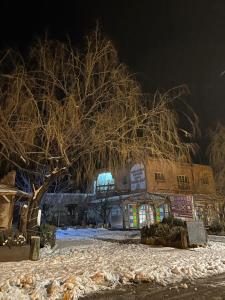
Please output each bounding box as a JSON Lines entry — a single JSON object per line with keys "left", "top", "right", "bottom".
{"left": 0, "top": 184, "right": 32, "bottom": 199}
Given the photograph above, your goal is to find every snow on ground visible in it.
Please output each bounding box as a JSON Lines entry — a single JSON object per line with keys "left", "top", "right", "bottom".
{"left": 56, "top": 227, "right": 140, "bottom": 241}
{"left": 1, "top": 229, "right": 225, "bottom": 300}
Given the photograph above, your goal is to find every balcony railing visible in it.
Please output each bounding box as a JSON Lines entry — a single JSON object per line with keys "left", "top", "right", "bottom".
{"left": 96, "top": 184, "right": 115, "bottom": 193}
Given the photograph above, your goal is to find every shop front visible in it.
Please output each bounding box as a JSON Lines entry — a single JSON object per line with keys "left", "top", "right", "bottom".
{"left": 121, "top": 193, "right": 170, "bottom": 229}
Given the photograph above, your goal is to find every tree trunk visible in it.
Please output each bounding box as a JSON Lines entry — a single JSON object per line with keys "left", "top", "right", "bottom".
{"left": 29, "top": 236, "right": 40, "bottom": 260}
{"left": 19, "top": 204, "right": 28, "bottom": 238}
{"left": 27, "top": 168, "right": 66, "bottom": 241}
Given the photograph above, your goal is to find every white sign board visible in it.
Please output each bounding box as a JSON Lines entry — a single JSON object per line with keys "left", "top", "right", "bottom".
{"left": 37, "top": 209, "right": 42, "bottom": 226}
{"left": 130, "top": 163, "right": 146, "bottom": 191}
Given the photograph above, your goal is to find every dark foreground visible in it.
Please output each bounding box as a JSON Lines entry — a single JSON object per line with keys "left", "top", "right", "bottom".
{"left": 83, "top": 273, "right": 225, "bottom": 300}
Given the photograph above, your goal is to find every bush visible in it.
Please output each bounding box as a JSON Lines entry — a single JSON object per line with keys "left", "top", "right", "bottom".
{"left": 168, "top": 226, "right": 184, "bottom": 242}
{"left": 141, "top": 224, "right": 158, "bottom": 238}
{"left": 209, "top": 219, "right": 223, "bottom": 233}
{"left": 162, "top": 216, "right": 186, "bottom": 228}
{"left": 39, "top": 224, "right": 56, "bottom": 248}
{"left": 141, "top": 217, "right": 187, "bottom": 242}
{"left": 0, "top": 230, "right": 26, "bottom": 247}
{"left": 155, "top": 223, "right": 171, "bottom": 237}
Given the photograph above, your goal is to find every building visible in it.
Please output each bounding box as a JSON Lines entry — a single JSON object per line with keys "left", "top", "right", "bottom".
{"left": 41, "top": 193, "right": 93, "bottom": 226}
{"left": 0, "top": 171, "right": 31, "bottom": 230}
{"left": 91, "top": 159, "right": 223, "bottom": 229}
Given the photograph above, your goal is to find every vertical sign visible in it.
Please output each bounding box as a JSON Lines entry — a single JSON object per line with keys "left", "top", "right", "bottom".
{"left": 130, "top": 163, "right": 146, "bottom": 191}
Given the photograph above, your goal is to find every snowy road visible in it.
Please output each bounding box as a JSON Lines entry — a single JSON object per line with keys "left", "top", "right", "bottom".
{"left": 83, "top": 273, "right": 225, "bottom": 300}
{"left": 1, "top": 229, "right": 225, "bottom": 299}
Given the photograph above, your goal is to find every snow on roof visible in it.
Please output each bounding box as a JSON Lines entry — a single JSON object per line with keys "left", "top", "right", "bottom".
{"left": 0, "top": 184, "right": 31, "bottom": 198}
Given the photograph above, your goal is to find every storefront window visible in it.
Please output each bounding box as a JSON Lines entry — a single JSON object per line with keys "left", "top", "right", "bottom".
{"left": 128, "top": 204, "right": 138, "bottom": 228}
{"left": 95, "top": 172, "right": 115, "bottom": 193}
{"left": 156, "top": 205, "right": 165, "bottom": 222}
{"left": 139, "top": 205, "right": 147, "bottom": 227}
{"left": 138, "top": 204, "right": 155, "bottom": 227}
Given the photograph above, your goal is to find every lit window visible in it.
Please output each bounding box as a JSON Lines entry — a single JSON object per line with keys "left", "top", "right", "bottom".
{"left": 96, "top": 172, "right": 115, "bottom": 193}
{"left": 200, "top": 176, "right": 209, "bottom": 185}
{"left": 154, "top": 172, "right": 165, "bottom": 181}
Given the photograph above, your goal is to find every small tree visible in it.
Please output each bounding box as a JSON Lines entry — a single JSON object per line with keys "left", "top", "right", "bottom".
{"left": 0, "top": 28, "right": 197, "bottom": 236}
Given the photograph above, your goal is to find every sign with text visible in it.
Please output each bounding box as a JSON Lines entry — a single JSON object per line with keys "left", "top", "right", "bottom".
{"left": 130, "top": 163, "right": 146, "bottom": 191}
{"left": 170, "top": 195, "right": 194, "bottom": 220}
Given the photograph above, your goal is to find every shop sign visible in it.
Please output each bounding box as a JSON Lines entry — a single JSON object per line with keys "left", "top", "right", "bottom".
{"left": 130, "top": 163, "right": 146, "bottom": 191}
{"left": 170, "top": 195, "right": 194, "bottom": 220}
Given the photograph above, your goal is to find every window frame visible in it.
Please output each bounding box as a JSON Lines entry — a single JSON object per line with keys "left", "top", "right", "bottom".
{"left": 154, "top": 172, "right": 165, "bottom": 182}
{"left": 177, "top": 175, "right": 190, "bottom": 190}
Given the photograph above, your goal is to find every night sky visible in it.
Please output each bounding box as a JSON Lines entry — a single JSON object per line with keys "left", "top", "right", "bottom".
{"left": 1, "top": 0, "right": 225, "bottom": 161}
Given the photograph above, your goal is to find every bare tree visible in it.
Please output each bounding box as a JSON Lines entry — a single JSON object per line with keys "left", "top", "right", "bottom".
{"left": 0, "top": 28, "right": 197, "bottom": 236}
{"left": 208, "top": 123, "right": 225, "bottom": 195}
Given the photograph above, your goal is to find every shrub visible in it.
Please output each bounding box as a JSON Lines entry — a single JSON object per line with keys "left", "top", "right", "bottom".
{"left": 0, "top": 230, "right": 26, "bottom": 247}
{"left": 209, "top": 219, "right": 223, "bottom": 233}
{"left": 162, "top": 216, "right": 186, "bottom": 228}
{"left": 39, "top": 224, "right": 56, "bottom": 248}
{"left": 141, "top": 224, "right": 158, "bottom": 238}
{"left": 168, "top": 226, "right": 184, "bottom": 241}
{"left": 155, "top": 223, "right": 171, "bottom": 237}
{"left": 141, "top": 217, "right": 187, "bottom": 242}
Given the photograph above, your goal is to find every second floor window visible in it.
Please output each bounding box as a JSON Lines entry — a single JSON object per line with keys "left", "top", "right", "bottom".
{"left": 177, "top": 175, "right": 190, "bottom": 190}
{"left": 200, "top": 176, "right": 209, "bottom": 185}
{"left": 154, "top": 172, "right": 165, "bottom": 182}
{"left": 95, "top": 172, "right": 115, "bottom": 193}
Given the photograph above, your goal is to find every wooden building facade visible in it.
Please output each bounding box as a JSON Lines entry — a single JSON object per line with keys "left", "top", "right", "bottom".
{"left": 92, "top": 159, "right": 223, "bottom": 229}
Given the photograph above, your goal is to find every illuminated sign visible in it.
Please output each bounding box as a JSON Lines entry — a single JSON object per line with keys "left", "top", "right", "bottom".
{"left": 130, "top": 163, "right": 146, "bottom": 191}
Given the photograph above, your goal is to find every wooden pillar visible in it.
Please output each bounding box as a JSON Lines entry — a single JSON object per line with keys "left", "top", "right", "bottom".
{"left": 29, "top": 236, "right": 40, "bottom": 261}
{"left": 180, "top": 229, "right": 188, "bottom": 249}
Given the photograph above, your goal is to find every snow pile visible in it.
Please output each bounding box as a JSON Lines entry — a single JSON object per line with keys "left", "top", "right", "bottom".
{"left": 1, "top": 239, "right": 225, "bottom": 299}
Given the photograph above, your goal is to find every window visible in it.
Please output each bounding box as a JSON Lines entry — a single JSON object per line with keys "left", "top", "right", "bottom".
{"left": 122, "top": 176, "right": 128, "bottom": 185}
{"left": 177, "top": 175, "right": 190, "bottom": 190}
{"left": 154, "top": 172, "right": 165, "bottom": 182}
{"left": 200, "top": 176, "right": 209, "bottom": 185}
{"left": 95, "top": 172, "right": 115, "bottom": 193}
{"left": 111, "top": 206, "right": 121, "bottom": 216}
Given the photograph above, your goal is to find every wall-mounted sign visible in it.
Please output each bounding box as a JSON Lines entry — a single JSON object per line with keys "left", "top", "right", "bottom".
{"left": 170, "top": 195, "right": 194, "bottom": 220}
{"left": 130, "top": 163, "right": 146, "bottom": 191}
